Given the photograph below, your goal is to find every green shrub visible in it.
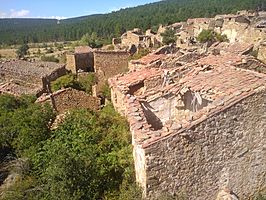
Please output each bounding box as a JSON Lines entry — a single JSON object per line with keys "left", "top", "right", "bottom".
{"left": 51, "top": 74, "right": 80, "bottom": 92}
{"left": 0, "top": 94, "right": 54, "bottom": 156}
{"left": 30, "top": 106, "right": 133, "bottom": 199}
{"left": 197, "top": 29, "right": 228, "bottom": 43}
{"left": 41, "top": 55, "right": 59, "bottom": 63}
{"left": 78, "top": 73, "right": 97, "bottom": 94}
{"left": 161, "top": 28, "right": 177, "bottom": 45}
{"left": 100, "top": 82, "right": 111, "bottom": 100}
{"left": 16, "top": 44, "right": 29, "bottom": 58}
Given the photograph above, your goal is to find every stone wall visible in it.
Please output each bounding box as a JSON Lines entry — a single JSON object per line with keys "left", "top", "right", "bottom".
{"left": 66, "top": 54, "right": 76, "bottom": 73}
{"left": 122, "top": 32, "right": 141, "bottom": 47}
{"left": 221, "top": 21, "right": 265, "bottom": 44}
{"left": 94, "top": 50, "right": 129, "bottom": 80}
{"left": 66, "top": 53, "right": 94, "bottom": 73}
{"left": 37, "top": 88, "right": 100, "bottom": 113}
{"left": 42, "top": 66, "right": 67, "bottom": 92}
{"left": 136, "top": 91, "right": 266, "bottom": 199}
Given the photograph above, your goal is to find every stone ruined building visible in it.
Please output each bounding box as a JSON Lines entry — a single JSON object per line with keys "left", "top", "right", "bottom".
{"left": 36, "top": 88, "right": 100, "bottom": 113}
{"left": 93, "top": 50, "right": 129, "bottom": 80}
{"left": 109, "top": 55, "right": 266, "bottom": 199}
{"left": 214, "top": 13, "right": 266, "bottom": 44}
{"left": 186, "top": 18, "right": 213, "bottom": 38}
{"left": 112, "top": 28, "right": 161, "bottom": 51}
{"left": 66, "top": 46, "right": 94, "bottom": 73}
{"left": 128, "top": 46, "right": 202, "bottom": 72}
{"left": 66, "top": 47, "right": 130, "bottom": 78}
{"left": 120, "top": 28, "right": 153, "bottom": 49}
{"left": 172, "top": 11, "right": 266, "bottom": 54}
{"left": 0, "top": 60, "right": 66, "bottom": 96}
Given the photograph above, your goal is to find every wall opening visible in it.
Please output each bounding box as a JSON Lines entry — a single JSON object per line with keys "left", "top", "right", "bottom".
{"left": 129, "top": 81, "right": 144, "bottom": 95}
{"left": 141, "top": 101, "right": 163, "bottom": 130}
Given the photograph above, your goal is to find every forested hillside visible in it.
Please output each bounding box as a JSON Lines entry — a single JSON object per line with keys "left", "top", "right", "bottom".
{"left": 0, "top": 0, "right": 265, "bottom": 45}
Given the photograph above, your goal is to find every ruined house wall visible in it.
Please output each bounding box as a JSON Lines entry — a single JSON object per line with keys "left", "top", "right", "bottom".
{"left": 121, "top": 32, "right": 140, "bottom": 47}
{"left": 94, "top": 51, "right": 129, "bottom": 80}
{"left": 221, "top": 21, "right": 265, "bottom": 44}
{"left": 66, "top": 53, "right": 94, "bottom": 73}
{"left": 66, "top": 54, "right": 76, "bottom": 73}
{"left": 38, "top": 88, "right": 100, "bottom": 113}
{"left": 42, "top": 67, "right": 67, "bottom": 92}
{"left": 76, "top": 52, "right": 94, "bottom": 72}
{"left": 137, "top": 91, "right": 266, "bottom": 199}
{"left": 111, "top": 87, "right": 127, "bottom": 115}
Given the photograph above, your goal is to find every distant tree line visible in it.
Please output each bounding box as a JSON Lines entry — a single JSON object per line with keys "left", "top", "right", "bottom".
{"left": 0, "top": 0, "right": 265, "bottom": 45}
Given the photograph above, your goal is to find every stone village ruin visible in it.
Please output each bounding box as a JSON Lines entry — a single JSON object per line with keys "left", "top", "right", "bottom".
{"left": 108, "top": 10, "right": 266, "bottom": 199}
{"left": 0, "top": 9, "right": 265, "bottom": 199}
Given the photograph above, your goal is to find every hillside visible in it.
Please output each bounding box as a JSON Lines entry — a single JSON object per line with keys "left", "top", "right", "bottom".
{"left": 0, "top": 0, "right": 265, "bottom": 45}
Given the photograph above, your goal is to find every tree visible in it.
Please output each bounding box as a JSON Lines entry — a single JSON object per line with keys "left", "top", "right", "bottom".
{"left": 79, "top": 32, "right": 103, "bottom": 48}
{"left": 30, "top": 105, "right": 134, "bottom": 199}
{"left": 197, "top": 29, "right": 228, "bottom": 43}
{"left": 0, "top": 93, "right": 139, "bottom": 199}
{"left": 0, "top": 94, "right": 55, "bottom": 156}
{"left": 161, "top": 28, "right": 177, "bottom": 45}
{"left": 16, "top": 44, "right": 29, "bottom": 58}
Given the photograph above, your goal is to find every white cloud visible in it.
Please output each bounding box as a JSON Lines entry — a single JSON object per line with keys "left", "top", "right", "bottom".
{"left": 109, "top": 6, "right": 131, "bottom": 13}
{"left": 10, "top": 9, "right": 30, "bottom": 18}
{"left": 37, "top": 16, "right": 67, "bottom": 20}
{"left": 0, "top": 9, "right": 30, "bottom": 18}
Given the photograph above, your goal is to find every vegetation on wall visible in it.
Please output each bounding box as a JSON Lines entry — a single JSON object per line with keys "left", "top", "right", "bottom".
{"left": 0, "top": 0, "right": 264, "bottom": 45}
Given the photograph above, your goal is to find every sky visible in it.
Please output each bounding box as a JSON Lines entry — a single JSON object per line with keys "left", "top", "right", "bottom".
{"left": 0, "top": 0, "right": 159, "bottom": 19}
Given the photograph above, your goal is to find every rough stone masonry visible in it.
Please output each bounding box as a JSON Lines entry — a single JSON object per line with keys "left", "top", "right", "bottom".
{"left": 109, "top": 57, "right": 266, "bottom": 199}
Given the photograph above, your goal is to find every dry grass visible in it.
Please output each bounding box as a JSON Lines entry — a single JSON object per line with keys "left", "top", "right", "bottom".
{"left": 0, "top": 49, "right": 16, "bottom": 59}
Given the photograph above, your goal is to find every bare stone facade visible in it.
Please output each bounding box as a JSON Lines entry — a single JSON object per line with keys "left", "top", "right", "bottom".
{"left": 66, "top": 48, "right": 130, "bottom": 79}
{"left": 94, "top": 50, "right": 129, "bottom": 80}
{"left": 66, "top": 52, "right": 94, "bottom": 73}
{"left": 141, "top": 91, "right": 265, "bottom": 199}
{"left": 0, "top": 60, "right": 66, "bottom": 96}
{"left": 120, "top": 28, "right": 152, "bottom": 48}
{"left": 36, "top": 88, "right": 100, "bottom": 113}
{"left": 109, "top": 50, "right": 266, "bottom": 199}
{"left": 66, "top": 46, "right": 94, "bottom": 73}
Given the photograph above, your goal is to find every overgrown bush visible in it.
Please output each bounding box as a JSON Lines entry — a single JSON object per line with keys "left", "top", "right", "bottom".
{"left": 0, "top": 103, "right": 136, "bottom": 200}
{"left": 41, "top": 55, "right": 59, "bottom": 63}
{"left": 101, "top": 82, "right": 112, "bottom": 100}
{"left": 51, "top": 74, "right": 80, "bottom": 92}
{"left": 78, "top": 73, "right": 97, "bottom": 94}
{"left": 197, "top": 29, "right": 228, "bottom": 43}
{"left": 161, "top": 28, "right": 177, "bottom": 45}
{"left": 16, "top": 44, "right": 29, "bottom": 58}
{"left": 0, "top": 94, "right": 55, "bottom": 156}
{"left": 51, "top": 73, "right": 96, "bottom": 94}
